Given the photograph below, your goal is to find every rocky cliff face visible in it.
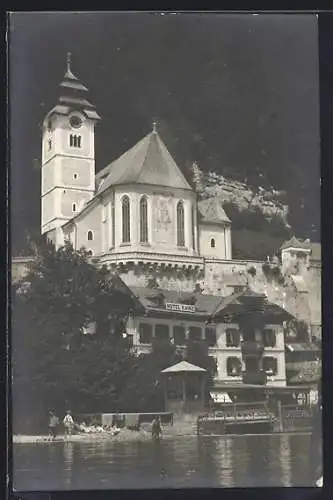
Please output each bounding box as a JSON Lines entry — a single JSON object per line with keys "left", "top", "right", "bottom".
{"left": 191, "top": 162, "right": 289, "bottom": 224}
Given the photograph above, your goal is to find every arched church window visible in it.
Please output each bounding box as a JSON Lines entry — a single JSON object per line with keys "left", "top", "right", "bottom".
{"left": 140, "top": 196, "right": 148, "bottom": 243}
{"left": 122, "top": 195, "right": 130, "bottom": 243}
{"left": 69, "top": 134, "right": 82, "bottom": 148}
{"left": 87, "top": 230, "right": 93, "bottom": 241}
{"left": 211, "top": 238, "right": 215, "bottom": 248}
{"left": 177, "top": 201, "right": 185, "bottom": 247}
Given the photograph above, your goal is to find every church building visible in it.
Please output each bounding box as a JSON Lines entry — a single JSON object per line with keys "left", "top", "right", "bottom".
{"left": 41, "top": 55, "right": 231, "bottom": 270}
{"left": 38, "top": 55, "right": 321, "bottom": 396}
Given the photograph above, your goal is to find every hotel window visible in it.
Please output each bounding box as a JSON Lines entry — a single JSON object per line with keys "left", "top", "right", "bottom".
{"left": 122, "top": 195, "right": 130, "bottom": 243}
{"left": 263, "top": 329, "right": 276, "bottom": 347}
{"left": 177, "top": 201, "right": 185, "bottom": 247}
{"left": 263, "top": 356, "right": 278, "bottom": 376}
{"left": 139, "top": 196, "right": 148, "bottom": 243}
{"left": 139, "top": 323, "right": 153, "bottom": 344}
{"left": 205, "top": 326, "right": 217, "bottom": 347}
{"left": 173, "top": 326, "right": 186, "bottom": 346}
{"left": 155, "top": 324, "right": 169, "bottom": 341}
{"left": 87, "top": 230, "right": 93, "bottom": 241}
{"left": 69, "top": 134, "right": 82, "bottom": 148}
{"left": 189, "top": 326, "right": 202, "bottom": 342}
{"left": 226, "top": 328, "right": 240, "bottom": 347}
{"left": 227, "top": 357, "right": 242, "bottom": 376}
{"left": 211, "top": 238, "right": 215, "bottom": 248}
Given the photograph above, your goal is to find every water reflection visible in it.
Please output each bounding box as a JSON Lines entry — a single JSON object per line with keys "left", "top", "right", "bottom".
{"left": 279, "top": 435, "right": 291, "bottom": 487}
{"left": 13, "top": 434, "right": 313, "bottom": 491}
{"left": 63, "top": 442, "right": 74, "bottom": 488}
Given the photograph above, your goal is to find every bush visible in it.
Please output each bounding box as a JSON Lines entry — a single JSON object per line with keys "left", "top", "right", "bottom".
{"left": 247, "top": 266, "right": 257, "bottom": 277}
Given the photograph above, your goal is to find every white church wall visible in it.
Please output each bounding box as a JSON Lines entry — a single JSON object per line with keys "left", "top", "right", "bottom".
{"left": 61, "top": 158, "right": 94, "bottom": 191}
{"left": 112, "top": 184, "right": 197, "bottom": 256}
{"left": 57, "top": 114, "right": 95, "bottom": 159}
{"left": 71, "top": 204, "right": 102, "bottom": 255}
{"left": 60, "top": 189, "right": 92, "bottom": 219}
{"left": 41, "top": 158, "right": 57, "bottom": 194}
{"left": 41, "top": 190, "right": 56, "bottom": 228}
{"left": 199, "top": 223, "right": 231, "bottom": 259}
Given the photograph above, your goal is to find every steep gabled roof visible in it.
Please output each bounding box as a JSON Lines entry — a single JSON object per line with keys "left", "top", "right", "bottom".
{"left": 95, "top": 130, "right": 192, "bottom": 194}
{"left": 211, "top": 288, "right": 293, "bottom": 321}
{"left": 198, "top": 197, "right": 231, "bottom": 225}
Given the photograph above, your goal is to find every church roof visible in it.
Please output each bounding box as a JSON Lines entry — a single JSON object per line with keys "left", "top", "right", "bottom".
{"left": 198, "top": 197, "right": 231, "bottom": 225}
{"left": 161, "top": 361, "right": 207, "bottom": 373}
{"left": 95, "top": 129, "right": 192, "bottom": 193}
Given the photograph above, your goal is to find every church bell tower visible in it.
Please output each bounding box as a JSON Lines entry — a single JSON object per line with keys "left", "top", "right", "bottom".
{"left": 41, "top": 53, "right": 101, "bottom": 247}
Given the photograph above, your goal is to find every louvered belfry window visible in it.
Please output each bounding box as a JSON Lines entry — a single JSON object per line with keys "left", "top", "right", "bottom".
{"left": 177, "top": 201, "right": 185, "bottom": 247}
{"left": 122, "top": 195, "right": 130, "bottom": 243}
{"left": 140, "top": 196, "right": 148, "bottom": 243}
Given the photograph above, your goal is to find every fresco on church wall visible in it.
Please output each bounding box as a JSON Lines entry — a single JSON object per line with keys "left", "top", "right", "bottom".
{"left": 153, "top": 196, "right": 174, "bottom": 245}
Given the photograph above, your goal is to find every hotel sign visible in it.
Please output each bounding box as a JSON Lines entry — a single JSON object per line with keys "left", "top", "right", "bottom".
{"left": 165, "top": 302, "right": 196, "bottom": 313}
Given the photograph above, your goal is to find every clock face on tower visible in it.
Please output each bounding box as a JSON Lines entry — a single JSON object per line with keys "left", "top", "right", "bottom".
{"left": 69, "top": 115, "right": 83, "bottom": 128}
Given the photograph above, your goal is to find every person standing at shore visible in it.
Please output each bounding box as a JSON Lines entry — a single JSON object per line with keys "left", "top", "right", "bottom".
{"left": 48, "top": 411, "right": 60, "bottom": 441}
{"left": 152, "top": 416, "right": 162, "bottom": 440}
{"left": 63, "top": 410, "right": 74, "bottom": 440}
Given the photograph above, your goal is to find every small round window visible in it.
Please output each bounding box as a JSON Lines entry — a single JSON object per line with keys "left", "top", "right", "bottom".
{"left": 70, "top": 115, "right": 83, "bottom": 129}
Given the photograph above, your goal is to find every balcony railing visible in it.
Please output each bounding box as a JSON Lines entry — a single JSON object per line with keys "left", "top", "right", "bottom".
{"left": 242, "top": 371, "right": 267, "bottom": 385}
{"left": 241, "top": 340, "right": 264, "bottom": 356}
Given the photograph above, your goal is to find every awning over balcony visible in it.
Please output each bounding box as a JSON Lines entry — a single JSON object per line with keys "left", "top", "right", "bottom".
{"left": 210, "top": 391, "right": 232, "bottom": 403}
{"left": 286, "top": 343, "right": 320, "bottom": 353}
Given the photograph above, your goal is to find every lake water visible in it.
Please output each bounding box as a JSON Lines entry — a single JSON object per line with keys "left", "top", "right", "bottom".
{"left": 13, "top": 434, "right": 315, "bottom": 491}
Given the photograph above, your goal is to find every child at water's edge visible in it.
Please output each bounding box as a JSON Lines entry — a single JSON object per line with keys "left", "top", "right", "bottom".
{"left": 63, "top": 410, "right": 74, "bottom": 439}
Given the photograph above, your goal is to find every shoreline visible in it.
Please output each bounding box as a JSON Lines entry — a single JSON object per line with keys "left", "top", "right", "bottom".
{"left": 13, "top": 430, "right": 151, "bottom": 444}
{"left": 13, "top": 430, "right": 312, "bottom": 444}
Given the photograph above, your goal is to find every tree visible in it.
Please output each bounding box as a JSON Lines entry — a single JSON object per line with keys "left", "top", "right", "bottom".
{"left": 11, "top": 238, "right": 137, "bottom": 432}
{"left": 117, "top": 340, "right": 182, "bottom": 412}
